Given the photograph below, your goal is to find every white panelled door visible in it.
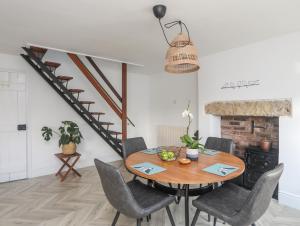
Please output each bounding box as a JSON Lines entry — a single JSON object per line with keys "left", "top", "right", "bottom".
{"left": 0, "top": 71, "right": 27, "bottom": 182}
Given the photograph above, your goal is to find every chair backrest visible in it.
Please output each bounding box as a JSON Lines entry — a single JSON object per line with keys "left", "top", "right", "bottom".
{"left": 122, "top": 137, "right": 147, "bottom": 159}
{"left": 94, "top": 159, "right": 141, "bottom": 218}
{"left": 236, "top": 163, "right": 284, "bottom": 225}
{"left": 204, "top": 137, "right": 234, "bottom": 153}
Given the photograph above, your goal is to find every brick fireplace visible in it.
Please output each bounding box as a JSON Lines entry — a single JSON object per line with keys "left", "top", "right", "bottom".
{"left": 205, "top": 99, "right": 292, "bottom": 157}
{"left": 204, "top": 99, "right": 292, "bottom": 199}
{"left": 221, "top": 116, "right": 279, "bottom": 158}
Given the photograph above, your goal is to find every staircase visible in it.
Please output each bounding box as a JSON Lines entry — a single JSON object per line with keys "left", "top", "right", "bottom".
{"left": 21, "top": 46, "right": 132, "bottom": 157}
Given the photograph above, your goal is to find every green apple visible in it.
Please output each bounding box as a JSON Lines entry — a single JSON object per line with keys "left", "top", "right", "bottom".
{"left": 161, "top": 154, "right": 169, "bottom": 161}
{"left": 160, "top": 152, "right": 168, "bottom": 158}
{"left": 167, "top": 152, "right": 175, "bottom": 159}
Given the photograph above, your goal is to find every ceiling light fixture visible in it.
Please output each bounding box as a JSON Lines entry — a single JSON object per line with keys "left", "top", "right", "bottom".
{"left": 153, "top": 4, "right": 200, "bottom": 74}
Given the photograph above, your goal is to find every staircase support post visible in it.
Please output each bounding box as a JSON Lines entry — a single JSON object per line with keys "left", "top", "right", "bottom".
{"left": 122, "top": 63, "right": 127, "bottom": 142}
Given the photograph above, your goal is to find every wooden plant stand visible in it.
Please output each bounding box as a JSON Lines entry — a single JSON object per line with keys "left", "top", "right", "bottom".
{"left": 55, "top": 152, "right": 81, "bottom": 182}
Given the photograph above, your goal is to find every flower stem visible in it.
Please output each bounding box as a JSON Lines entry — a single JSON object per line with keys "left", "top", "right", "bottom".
{"left": 186, "top": 101, "right": 191, "bottom": 135}
{"left": 186, "top": 115, "right": 191, "bottom": 135}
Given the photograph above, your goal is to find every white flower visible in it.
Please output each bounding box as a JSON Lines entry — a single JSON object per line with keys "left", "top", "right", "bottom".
{"left": 182, "top": 109, "right": 190, "bottom": 118}
{"left": 182, "top": 109, "right": 194, "bottom": 119}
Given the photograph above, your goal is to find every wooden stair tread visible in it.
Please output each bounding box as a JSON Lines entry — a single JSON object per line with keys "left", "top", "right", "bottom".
{"left": 30, "top": 46, "right": 47, "bottom": 53}
{"left": 68, "top": 88, "right": 84, "bottom": 93}
{"left": 79, "top": 101, "right": 95, "bottom": 104}
{"left": 44, "top": 61, "right": 61, "bottom": 68}
{"left": 107, "top": 130, "right": 122, "bottom": 135}
{"left": 90, "top": 112, "right": 105, "bottom": 115}
{"left": 57, "top": 75, "right": 73, "bottom": 81}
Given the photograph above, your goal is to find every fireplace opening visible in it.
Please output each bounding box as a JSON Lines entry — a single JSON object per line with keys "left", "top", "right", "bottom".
{"left": 221, "top": 116, "right": 279, "bottom": 199}
{"left": 221, "top": 116, "right": 279, "bottom": 157}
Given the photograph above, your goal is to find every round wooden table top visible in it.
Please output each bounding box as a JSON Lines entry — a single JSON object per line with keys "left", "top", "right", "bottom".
{"left": 125, "top": 150, "right": 245, "bottom": 185}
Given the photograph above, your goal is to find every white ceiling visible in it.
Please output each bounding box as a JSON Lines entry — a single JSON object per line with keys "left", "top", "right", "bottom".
{"left": 1, "top": 0, "right": 300, "bottom": 74}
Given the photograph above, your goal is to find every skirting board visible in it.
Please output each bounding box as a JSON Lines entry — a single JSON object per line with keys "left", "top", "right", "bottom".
{"left": 279, "top": 191, "right": 300, "bottom": 210}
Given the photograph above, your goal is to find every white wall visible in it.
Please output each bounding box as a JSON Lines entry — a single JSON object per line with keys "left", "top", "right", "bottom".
{"left": 198, "top": 31, "right": 300, "bottom": 210}
{"left": 149, "top": 73, "right": 198, "bottom": 147}
{"left": 0, "top": 51, "right": 151, "bottom": 178}
{"left": 0, "top": 50, "right": 198, "bottom": 179}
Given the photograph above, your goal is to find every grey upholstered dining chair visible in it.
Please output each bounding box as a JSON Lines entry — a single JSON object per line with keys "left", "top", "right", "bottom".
{"left": 205, "top": 137, "right": 236, "bottom": 185}
{"left": 123, "top": 137, "right": 147, "bottom": 180}
{"left": 123, "top": 137, "right": 147, "bottom": 159}
{"left": 203, "top": 137, "right": 234, "bottom": 221}
{"left": 205, "top": 137, "right": 234, "bottom": 153}
{"left": 94, "top": 159, "right": 176, "bottom": 226}
{"left": 191, "top": 163, "right": 284, "bottom": 226}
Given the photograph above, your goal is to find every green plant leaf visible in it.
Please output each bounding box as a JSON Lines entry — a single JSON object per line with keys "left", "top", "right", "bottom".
{"left": 41, "top": 127, "right": 53, "bottom": 141}
{"left": 43, "top": 121, "right": 82, "bottom": 147}
{"left": 180, "top": 134, "right": 204, "bottom": 149}
{"left": 60, "top": 134, "right": 70, "bottom": 145}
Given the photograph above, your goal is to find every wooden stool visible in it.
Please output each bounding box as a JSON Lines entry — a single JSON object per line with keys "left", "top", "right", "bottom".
{"left": 55, "top": 152, "right": 81, "bottom": 182}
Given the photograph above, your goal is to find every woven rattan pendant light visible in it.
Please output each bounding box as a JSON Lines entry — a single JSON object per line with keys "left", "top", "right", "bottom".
{"left": 153, "top": 4, "right": 200, "bottom": 74}
{"left": 165, "top": 33, "right": 199, "bottom": 73}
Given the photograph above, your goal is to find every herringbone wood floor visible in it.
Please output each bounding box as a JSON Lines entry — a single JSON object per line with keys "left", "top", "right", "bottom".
{"left": 0, "top": 161, "right": 299, "bottom": 226}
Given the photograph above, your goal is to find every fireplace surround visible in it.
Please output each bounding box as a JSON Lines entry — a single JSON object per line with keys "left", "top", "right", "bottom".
{"left": 205, "top": 99, "right": 292, "bottom": 199}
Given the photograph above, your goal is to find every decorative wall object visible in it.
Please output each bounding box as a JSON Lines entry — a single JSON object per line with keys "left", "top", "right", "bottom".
{"left": 221, "top": 80, "right": 260, "bottom": 89}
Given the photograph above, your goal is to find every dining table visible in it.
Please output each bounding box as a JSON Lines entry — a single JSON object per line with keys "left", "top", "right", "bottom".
{"left": 125, "top": 148, "right": 245, "bottom": 226}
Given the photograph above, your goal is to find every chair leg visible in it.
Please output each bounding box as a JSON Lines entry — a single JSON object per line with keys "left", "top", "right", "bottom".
{"left": 175, "top": 184, "right": 181, "bottom": 204}
{"left": 191, "top": 209, "right": 200, "bottom": 226}
{"left": 147, "top": 179, "right": 153, "bottom": 186}
{"left": 136, "top": 218, "right": 142, "bottom": 226}
{"left": 133, "top": 175, "right": 137, "bottom": 180}
{"left": 213, "top": 217, "right": 217, "bottom": 226}
{"left": 175, "top": 196, "right": 181, "bottom": 205}
{"left": 112, "top": 211, "right": 120, "bottom": 226}
{"left": 166, "top": 206, "right": 176, "bottom": 226}
{"left": 208, "top": 214, "right": 211, "bottom": 222}
{"left": 146, "top": 214, "right": 151, "bottom": 222}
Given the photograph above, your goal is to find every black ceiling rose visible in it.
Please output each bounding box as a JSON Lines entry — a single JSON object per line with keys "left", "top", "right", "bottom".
{"left": 153, "top": 5, "right": 166, "bottom": 19}
{"left": 153, "top": 4, "right": 190, "bottom": 47}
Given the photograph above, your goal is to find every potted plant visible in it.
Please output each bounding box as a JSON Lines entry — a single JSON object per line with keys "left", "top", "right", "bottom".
{"left": 41, "top": 121, "right": 83, "bottom": 155}
{"left": 180, "top": 103, "right": 204, "bottom": 160}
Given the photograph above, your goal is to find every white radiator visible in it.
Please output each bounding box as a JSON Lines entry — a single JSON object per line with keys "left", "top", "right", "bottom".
{"left": 157, "top": 125, "right": 186, "bottom": 147}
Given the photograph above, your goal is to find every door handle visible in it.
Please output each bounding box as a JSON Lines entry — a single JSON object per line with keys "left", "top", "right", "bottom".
{"left": 17, "top": 124, "right": 27, "bottom": 131}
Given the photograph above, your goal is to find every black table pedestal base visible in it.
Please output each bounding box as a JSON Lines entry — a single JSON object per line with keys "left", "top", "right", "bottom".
{"left": 153, "top": 182, "right": 213, "bottom": 226}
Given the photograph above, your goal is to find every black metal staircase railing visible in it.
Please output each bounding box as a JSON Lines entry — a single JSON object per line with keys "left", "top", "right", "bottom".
{"left": 21, "top": 47, "right": 123, "bottom": 157}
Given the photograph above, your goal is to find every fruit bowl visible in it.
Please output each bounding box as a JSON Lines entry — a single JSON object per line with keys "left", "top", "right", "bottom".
{"left": 157, "top": 149, "right": 179, "bottom": 162}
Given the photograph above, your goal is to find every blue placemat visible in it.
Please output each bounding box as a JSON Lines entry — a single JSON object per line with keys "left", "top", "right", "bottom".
{"left": 202, "top": 149, "right": 220, "bottom": 156}
{"left": 202, "top": 163, "right": 238, "bottom": 177}
{"left": 142, "top": 148, "right": 159, "bottom": 155}
{"left": 131, "top": 162, "right": 166, "bottom": 175}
